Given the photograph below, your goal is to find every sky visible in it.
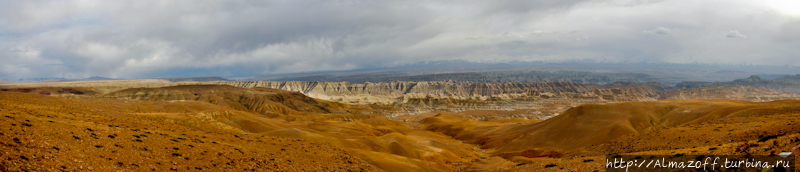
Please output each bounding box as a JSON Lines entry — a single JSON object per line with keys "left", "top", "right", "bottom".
{"left": 1, "top": 0, "right": 799, "bottom": 79}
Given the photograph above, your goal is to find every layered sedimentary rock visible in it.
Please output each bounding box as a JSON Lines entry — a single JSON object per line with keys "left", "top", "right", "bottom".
{"left": 598, "top": 81, "right": 672, "bottom": 93}
{"left": 2, "top": 80, "right": 668, "bottom": 108}
{"left": 585, "top": 86, "right": 659, "bottom": 101}
{"left": 674, "top": 81, "right": 716, "bottom": 89}
{"left": 211, "top": 81, "right": 599, "bottom": 104}
{"left": 266, "top": 69, "right": 659, "bottom": 84}
{"left": 547, "top": 86, "right": 659, "bottom": 102}
{"left": 213, "top": 81, "right": 596, "bottom": 96}
{"left": 660, "top": 84, "right": 800, "bottom": 102}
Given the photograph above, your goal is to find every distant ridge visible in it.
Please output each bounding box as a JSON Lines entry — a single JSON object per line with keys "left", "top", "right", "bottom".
{"left": 86, "top": 76, "right": 115, "bottom": 80}
{"left": 158, "top": 76, "right": 230, "bottom": 82}
{"left": 267, "top": 70, "right": 658, "bottom": 84}
{"left": 674, "top": 74, "right": 800, "bottom": 94}
{"left": 245, "top": 60, "right": 799, "bottom": 85}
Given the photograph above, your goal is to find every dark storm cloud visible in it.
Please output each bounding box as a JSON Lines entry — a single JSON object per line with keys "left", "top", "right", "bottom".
{"left": 0, "top": 0, "right": 798, "bottom": 79}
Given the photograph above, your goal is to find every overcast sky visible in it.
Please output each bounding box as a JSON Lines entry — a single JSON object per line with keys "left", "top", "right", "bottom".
{"left": 1, "top": 0, "right": 799, "bottom": 79}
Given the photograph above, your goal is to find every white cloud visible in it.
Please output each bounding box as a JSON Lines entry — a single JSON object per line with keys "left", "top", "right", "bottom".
{"left": 0, "top": 0, "right": 798, "bottom": 79}
{"left": 726, "top": 30, "right": 747, "bottom": 38}
{"left": 643, "top": 27, "right": 671, "bottom": 35}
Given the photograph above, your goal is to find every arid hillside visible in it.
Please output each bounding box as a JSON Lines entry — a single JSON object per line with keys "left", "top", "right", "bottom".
{"left": 2, "top": 84, "right": 800, "bottom": 171}
{"left": 1, "top": 80, "right": 671, "bottom": 121}
{"left": 422, "top": 99, "right": 800, "bottom": 171}
{"left": 0, "top": 86, "right": 489, "bottom": 171}
{"left": 0, "top": 90, "right": 378, "bottom": 171}
{"left": 102, "top": 85, "right": 358, "bottom": 118}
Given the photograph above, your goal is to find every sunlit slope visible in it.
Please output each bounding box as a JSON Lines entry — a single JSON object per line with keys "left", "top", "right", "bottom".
{"left": 103, "top": 85, "right": 355, "bottom": 117}
{"left": 6, "top": 85, "right": 799, "bottom": 171}
{"left": 263, "top": 118, "right": 480, "bottom": 171}
{"left": 1, "top": 86, "right": 483, "bottom": 171}
{"left": 602, "top": 99, "right": 800, "bottom": 154}
{"left": 424, "top": 99, "right": 800, "bottom": 158}
{"left": 0, "top": 91, "right": 378, "bottom": 171}
{"left": 102, "top": 85, "right": 482, "bottom": 171}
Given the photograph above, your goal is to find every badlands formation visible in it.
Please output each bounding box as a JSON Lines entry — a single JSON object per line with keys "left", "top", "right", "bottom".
{"left": 1, "top": 79, "right": 800, "bottom": 171}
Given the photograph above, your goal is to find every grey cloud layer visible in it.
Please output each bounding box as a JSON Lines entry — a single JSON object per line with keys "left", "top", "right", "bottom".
{"left": 1, "top": 0, "right": 798, "bottom": 79}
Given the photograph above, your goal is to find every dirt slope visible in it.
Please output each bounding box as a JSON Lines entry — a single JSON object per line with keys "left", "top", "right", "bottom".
{"left": 0, "top": 91, "right": 378, "bottom": 171}
{"left": 1, "top": 86, "right": 486, "bottom": 171}
{"left": 3, "top": 85, "right": 800, "bottom": 171}
{"left": 423, "top": 99, "right": 800, "bottom": 171}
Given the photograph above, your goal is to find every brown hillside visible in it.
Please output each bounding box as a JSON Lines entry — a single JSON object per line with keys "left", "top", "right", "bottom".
{"left": 0, "top": 87, "right": 100, "bottom": 98}
{"left": 0, "top": 86, "right": 485, "bottom": 171}
{"left": 423, "top": 99, "right": 800, "bottom": 159}
{"left": 0, "top": 91, "right": 378, "bottom": 171}
{"left": 102, "top": 85, "right": 366, "bottom": 120}
{"left": 4, "top": 84, "right": 800, "bottom": 171}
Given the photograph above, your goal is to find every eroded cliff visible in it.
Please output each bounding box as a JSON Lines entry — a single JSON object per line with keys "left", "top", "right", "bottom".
{"left": 210, "top": 81, "right": 658, "bottom": 104}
